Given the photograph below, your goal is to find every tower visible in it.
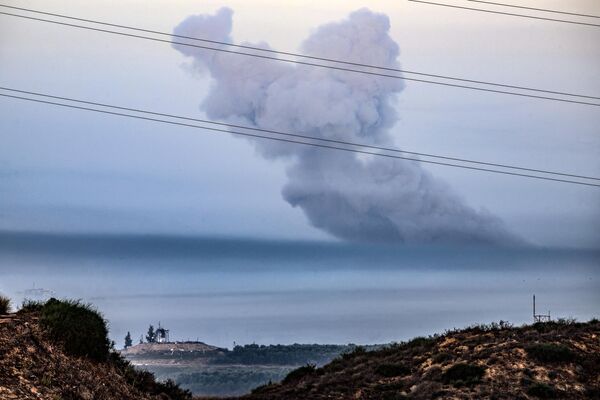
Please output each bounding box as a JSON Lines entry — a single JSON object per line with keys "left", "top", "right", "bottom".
{"left": 533, "top": 294, "right": 551, "bottom": 323}
{"left": 155, "top": 322, "right": 170, "bottom": 343}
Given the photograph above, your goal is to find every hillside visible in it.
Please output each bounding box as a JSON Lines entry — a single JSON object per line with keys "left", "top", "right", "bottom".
{"left": 0, "top": 300, "right": 192, "bottom": 400}
{"left": 2, "top": 299, "right": 599, "bottom": 399}
{"left": 242, "top": 320, "right": 600, "bottom": 400}
{"left": 123, "top": 342, "right": 225, "bottom": 363}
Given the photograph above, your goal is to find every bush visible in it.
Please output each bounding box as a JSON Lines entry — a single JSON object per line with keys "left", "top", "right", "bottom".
{"left": 0, "top": 295, "right": 10, "bottom": 315}
{"left": 432, "top": 352, "right": 453, "bottom": 364}
{"left": 282, "top": 364, "right": 317, "bottom": 384}
{"left": 375, "top": 363, "right": 411, "bottom": 377}
{"left": 251, "top": 381, "right": 274, "bottom": 394}
{"left": 527, "top": 382, "right": 560, "bottom": 398}
{"left": 23, "top": 298, "right": 191, "bottom": 399}
{"left": 20, "top": 299, "right": 44, "bottom": 312}
{"left": 442, "top": 363, "right": 486, "bottom": 386}
{"left": 342, "top": 345, "right": 366, "bottom": 360}
{"left": 526, "top": 343, "right": 576, "bottom": 363}
{"left": 39, "top": 298, "right": 111, "bottom": 361}
{"left": 406, "top": 336, "right": 436, "bottom": 350}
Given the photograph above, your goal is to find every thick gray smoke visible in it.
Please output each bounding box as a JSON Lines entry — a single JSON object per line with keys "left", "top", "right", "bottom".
{"left": 173, "top": 8, "right": 520, "bottom": 245}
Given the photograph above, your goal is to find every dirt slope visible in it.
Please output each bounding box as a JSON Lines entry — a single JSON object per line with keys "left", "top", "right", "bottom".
{"left": 0, "top": 312, "right": 159, "bottom": 400}
{"left": 242, "top": 320, "right": 600, "bottom": 400}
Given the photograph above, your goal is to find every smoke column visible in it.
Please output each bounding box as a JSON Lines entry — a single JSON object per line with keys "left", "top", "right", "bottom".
{"left": 173, "top": 8, "right": 520, "bottom": 245}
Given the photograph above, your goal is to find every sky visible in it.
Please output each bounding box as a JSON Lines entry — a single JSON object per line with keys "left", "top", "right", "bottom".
{"left": 1, "top": 0, "right": 600, "bottom": 248}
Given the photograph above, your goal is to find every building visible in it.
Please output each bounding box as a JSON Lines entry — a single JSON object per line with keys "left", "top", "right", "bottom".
{"left": 155, "top": 322, "right": 170, "bottom": 343}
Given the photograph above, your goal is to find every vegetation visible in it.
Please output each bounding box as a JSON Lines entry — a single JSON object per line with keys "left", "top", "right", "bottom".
{"left": 13, "top": 297, "right": 192, "bottom": 399}
{"left": 39, "top": 298, "right": 111, "bottom": 361}
{"left": 405, "top": 336, "right": 436, "bottom": 350}
{"left": 526, "top": 382, "right": 562, "bottom": 398}
{"left": 212, "top": 343, "right": 357, "bottom": 366}
{"left": 146, "top": 324, "right": 156, "bottom": 343}
{"left": 109, "top": 353, "right": 192, "bottom": 400}
{"left": 282, "top": 363, "right": 318, "bottom": 384}
{"left": 174, "top": 366, "right": 290, "bottom": 397}
{"left": 20, "top": 299, "right": 45, "bottom": 312}
{"left": 432, "top": 351, "right": 453, "bottom": 364}
{"left": 124, "top": 331, "right": 133, "bottom": 348}
{"left": 341, "top": 345, "right": 366, "bottom": 360}
{"left": 526, "top": 343, "right": 576, "bottom": 363}
{"left": 441, "top": 363, "right": 486, "bottom": 386}
{"left": 0, "top": 294, "right": 10, "bottom": 315}
{"left": 375, "top": 363, "right": 411, "bottom": 377}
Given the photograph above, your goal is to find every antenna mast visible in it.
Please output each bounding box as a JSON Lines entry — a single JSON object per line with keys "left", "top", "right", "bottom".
{"left": 533, "top": 294, "right": 551, "bottom": 323}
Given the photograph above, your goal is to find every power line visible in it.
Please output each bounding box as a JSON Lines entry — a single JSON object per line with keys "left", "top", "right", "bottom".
{"left": 467, "top": 0, "right": 600, "bottom": 19}
{"left": 408, "top": 0, "right": 600, "bottom": 27}
{"left": 2, "top": 86, "right": 599, "bottom": 182}
{"left": 0, "top": 4, "right": 598, "bottom": 102}
{"left": 1, "top": 9, "right": 600, "bottom": 107}
{"left": 1, "top": 91, "right": 598, "bottom": 188}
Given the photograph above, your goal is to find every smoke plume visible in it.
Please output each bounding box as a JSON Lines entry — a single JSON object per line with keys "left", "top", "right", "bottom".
{"left": 172, "top": 8, "right": 520, "bottom": 245}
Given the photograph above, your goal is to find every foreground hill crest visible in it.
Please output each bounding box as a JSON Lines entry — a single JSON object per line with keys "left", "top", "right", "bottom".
{"left": 240, "top": 320, "right": 600, "bottom": 400}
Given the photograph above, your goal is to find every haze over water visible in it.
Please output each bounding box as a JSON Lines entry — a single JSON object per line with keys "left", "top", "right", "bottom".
{"left": 1, "top": 231, "right": 598, "bottom": 349}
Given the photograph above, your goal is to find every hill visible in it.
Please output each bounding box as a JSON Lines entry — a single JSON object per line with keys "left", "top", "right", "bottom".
{"left": 2, "top": 296, "right": 599, "bottom": 399}
{"left": 0, "top": 299, "right": 192, "bottom": 400}
{"left": 242, "top": 320, "right": 600, "bottom": 400}
{"left": 123, "top": 341, "right": 225, "bottom": 364}
{"left": 124, "top": 342, "right": 366, "bottom": 396}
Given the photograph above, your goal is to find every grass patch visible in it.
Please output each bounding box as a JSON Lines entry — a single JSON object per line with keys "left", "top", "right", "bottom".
{"left": 20, "top": 299, "right": 45, "bottom": 312}
{"left": 526, "top": 382, "right": 561, "bottom": 398}
{"left": 375, "top": 363, "right": 411, "bottom": 377}
{"left": 0, "top": 294, "right": 10, "bottom": 315}
{"left": 526, "top": 343, "right": 576, "bottom": 363}
{"left": 406, "top": 336, "right": 436, "bottom": 350}
{"left": 282, "top": 364, "right": 318, "bottom": 384}
{"left": 442, "top": 363, "right": 485, "bottom": 386}
{"left": 342, "top": 345, "right": 366, "bottom": 360}
{"left": 432, "top": 352, "right": 452, "bottom": 364}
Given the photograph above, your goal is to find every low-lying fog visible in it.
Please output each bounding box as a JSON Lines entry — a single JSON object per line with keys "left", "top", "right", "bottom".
{"left": 1, "top": 232, "right": 598, "bottom": 348}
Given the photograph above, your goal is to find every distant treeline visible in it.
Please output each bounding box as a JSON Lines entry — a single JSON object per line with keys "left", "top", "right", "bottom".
{"left": 175, "top": 366, "right": 291, "bottom": 397}
{"left": 212, "top": 343, "right": 367, "bottom": 366}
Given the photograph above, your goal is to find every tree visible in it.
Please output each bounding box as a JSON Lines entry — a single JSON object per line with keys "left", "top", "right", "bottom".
{"left": 124, "top": 331, "right": 133, "bottom": 348}
{"left": 146, "top": 324, "right": 156, "bottom": 343}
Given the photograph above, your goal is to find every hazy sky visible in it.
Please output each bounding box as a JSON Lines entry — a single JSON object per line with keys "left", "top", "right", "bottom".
{"left": 1, "top": 0, "right": 599, "bottom": 248}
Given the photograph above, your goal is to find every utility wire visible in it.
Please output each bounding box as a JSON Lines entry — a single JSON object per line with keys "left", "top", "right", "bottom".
{"left": 0, "top": 4, "right": 598, "bottom": 102}
{"left": 1, "top": 91, "right": 598, "bottom": 188}
{"left": 467, "top": 0, "right": 600, "bottom": 19}
{"left": 1, "top": 8, "right": 600, "bottom": 107}
{"left": 408, "top": 0, "right": 600, "bottom": 27}
{"left": 2, "top": 86, "right": 599, "bottom": 182}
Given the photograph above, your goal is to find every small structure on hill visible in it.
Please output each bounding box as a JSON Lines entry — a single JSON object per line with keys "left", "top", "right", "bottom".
{"left": 533, "top": 294, "right": 551, "bottom": 323}
{"left": 21, "top": 283, "right": 55, "bottom": 302}
{"left": 155, "top": 322, "right": 170, "bottom": 343}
